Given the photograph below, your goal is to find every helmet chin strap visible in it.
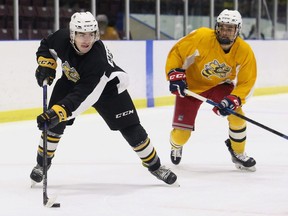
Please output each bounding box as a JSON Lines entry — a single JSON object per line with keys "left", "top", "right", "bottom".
{"left": 70, "top": 41, "right": 85, "bottom": 55}
{"left": 69, "top": 32, "right": 97, "bottom": 55}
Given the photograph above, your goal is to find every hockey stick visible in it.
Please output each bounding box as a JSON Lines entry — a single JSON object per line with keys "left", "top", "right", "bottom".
{"left": 184, "top": 89, "right": 288, "bottom": 140}
{"left": 42, "top": 80, "right": 61, "bottom": 208}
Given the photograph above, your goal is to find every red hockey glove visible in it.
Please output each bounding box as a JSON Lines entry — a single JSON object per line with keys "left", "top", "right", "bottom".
{"left": 37, "top": 105, "right": 67, "bottom": 130}
{"left": 35, "top": 56, "right": 57, "bottom": 87}
{"left": 213, "top": 95, "right": 241, "bottom": 116}
{"left": 168, "top": 68, "right": 187, "bottom": 98}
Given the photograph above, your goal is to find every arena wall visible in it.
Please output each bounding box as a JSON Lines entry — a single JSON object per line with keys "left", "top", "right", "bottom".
{"left": 0, "top": 40, "right": 287, "bottom": 123}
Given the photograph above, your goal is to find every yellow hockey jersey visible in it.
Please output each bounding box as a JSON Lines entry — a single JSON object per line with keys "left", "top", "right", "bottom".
{"left": 165, "top": 27, "right": 257, "bottom": 104}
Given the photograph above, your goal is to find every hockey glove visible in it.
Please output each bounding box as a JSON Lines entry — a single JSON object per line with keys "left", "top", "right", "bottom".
{"left": 213, "top": 95, "right": 241, "bottom": 116}
{"left": 37, "top": 105, "right": 67, "bottom": 130}
{"left": 35, "top": 56, "right": 57, "bottom": 87}
{"left": 168, "top": 68, "right": 187, "bottom": 98}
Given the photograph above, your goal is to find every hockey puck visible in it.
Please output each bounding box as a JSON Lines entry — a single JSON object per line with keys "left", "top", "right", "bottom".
{"left": 52, "top": 203, "right": 61, "bottom": 208}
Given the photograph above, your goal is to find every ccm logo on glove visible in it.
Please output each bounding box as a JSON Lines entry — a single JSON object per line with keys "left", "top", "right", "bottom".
{"left": 37, "top": 56, "right": 57, "bottom": 69}
{"left": 169, "top": 72, "right": 186, "bottom": 80}
{"left": 37, "top": 105, "right": 68, "bottom": 130}
{"left": 168, "top": 68, "right": 187, "bottom": 98}
{"left": 35, "top": 56, "right": 57, "bottom": 87}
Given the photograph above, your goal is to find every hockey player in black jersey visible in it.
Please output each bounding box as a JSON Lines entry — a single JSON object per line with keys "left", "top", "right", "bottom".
{"left": 30, "top": 11, "right": 177, "bottom": 185}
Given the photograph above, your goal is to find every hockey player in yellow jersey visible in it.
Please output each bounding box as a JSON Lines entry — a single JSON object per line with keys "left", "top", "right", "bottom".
{"left": 165, "top": 9, "right": 257, "bottom": 171}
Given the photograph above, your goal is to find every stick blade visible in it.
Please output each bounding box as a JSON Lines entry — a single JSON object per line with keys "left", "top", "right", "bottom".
{"left": 44, "top": 196, "right": 60, "bottom": 208}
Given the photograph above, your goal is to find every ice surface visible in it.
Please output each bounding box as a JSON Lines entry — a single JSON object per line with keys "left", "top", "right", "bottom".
{"left": 1, "top": 94, "right": 288, "bottom": 216}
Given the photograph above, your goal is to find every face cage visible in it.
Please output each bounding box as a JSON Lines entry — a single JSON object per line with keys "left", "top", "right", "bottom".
{"left": 70, "top": 30, "right": 99, "bottom": 55}
{"left": 70, "top": 30, "right": 99, "bottom": 43}
{"left": 215, "top": 23, "right": 240, "bottom": 45}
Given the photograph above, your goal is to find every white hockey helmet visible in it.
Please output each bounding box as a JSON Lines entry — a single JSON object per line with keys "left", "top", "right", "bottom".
{"left": 215, "top": 9, "right": 242, "bottom": 44}
{"left": 69, "top": 11, "right": 100, "bottom": 43}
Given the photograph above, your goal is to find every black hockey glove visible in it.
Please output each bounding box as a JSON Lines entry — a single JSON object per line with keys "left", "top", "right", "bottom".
{"left": 168, "top": 68, "right": 187, "bottom": 98}
{"left": 37, "top": 105, "right": 67, "bottom": 130}
{"left": 35, "top": 56, "right": 57, "bottom": 87}
{"left": 213, "top": 95, "right": 241, "bottom": 116}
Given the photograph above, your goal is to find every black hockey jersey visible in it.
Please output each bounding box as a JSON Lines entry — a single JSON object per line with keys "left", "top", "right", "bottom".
{"left": 36, "top": 29, "right": 129, "bottom": 119}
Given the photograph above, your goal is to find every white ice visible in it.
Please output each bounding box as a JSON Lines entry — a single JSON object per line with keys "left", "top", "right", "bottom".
{"left": 1, "top": 94, "right": 288, "bottom": 216}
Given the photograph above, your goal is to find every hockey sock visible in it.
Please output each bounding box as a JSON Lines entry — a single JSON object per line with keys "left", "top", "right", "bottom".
{"left": 133, "top": 138, "right": 161, "bottom": 172}
{"left": 36, "top": 130, "right": 61, "bottom": 166}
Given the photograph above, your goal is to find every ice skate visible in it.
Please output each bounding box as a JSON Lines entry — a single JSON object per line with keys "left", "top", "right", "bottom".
{"left": 150, "top": 166, "right": 178, "bottom": 185}
{"left": 170, "top": 143, "right": 183, "bottom": 165}
{"left": 225, "top": 139, "right": 256, "bottom": 172}
{"left": 30, "top": 164, "right": 51, "bottom": 187}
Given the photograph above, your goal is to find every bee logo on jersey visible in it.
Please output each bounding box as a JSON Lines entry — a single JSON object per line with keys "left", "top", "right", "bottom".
{"left": 62, "top": 61, "right": 80, "bottom": 83}
{"left": 202, "top": 60, "right": 231, "bottom": 80}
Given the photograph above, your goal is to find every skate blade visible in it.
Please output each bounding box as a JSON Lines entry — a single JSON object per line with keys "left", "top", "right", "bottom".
{"left": 235, "top": 163, "right": 256, "bottom": 172}
{"left": 170, "top": 181, "right": 180, "bottom": 187}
